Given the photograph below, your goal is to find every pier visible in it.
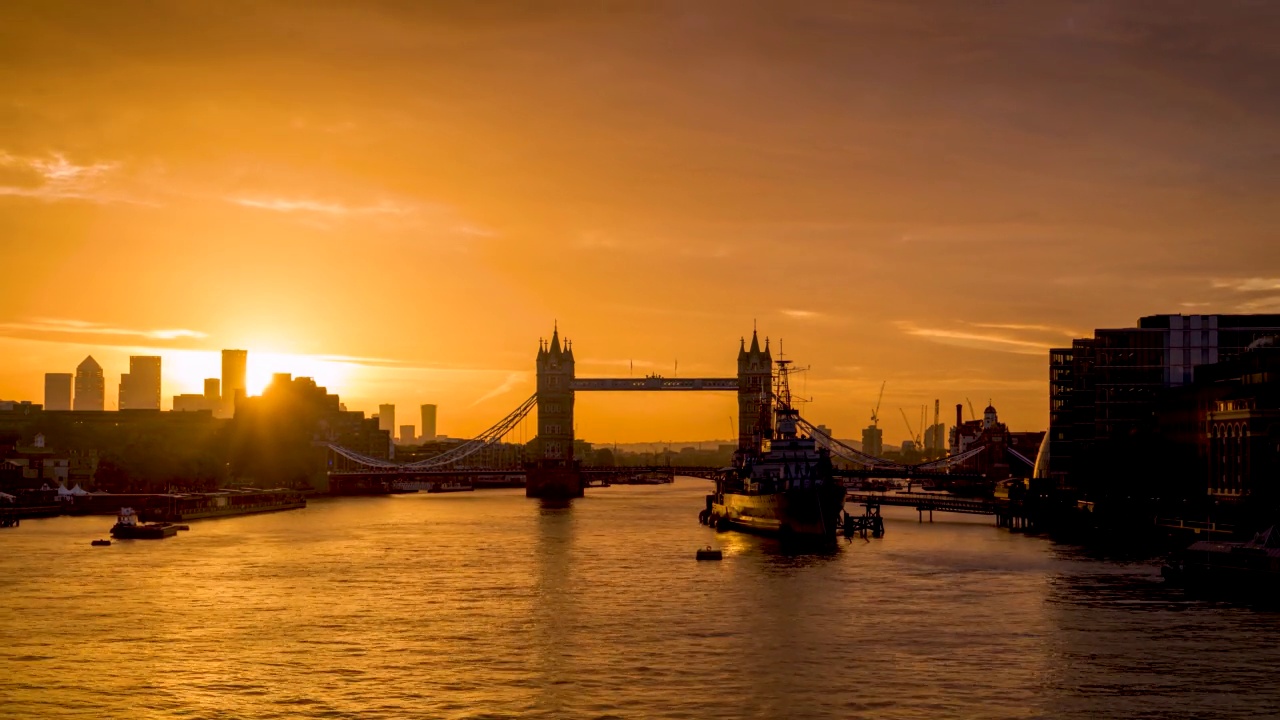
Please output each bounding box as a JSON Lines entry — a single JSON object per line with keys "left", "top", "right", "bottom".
{"left": 845, "top": 491, "right": 1033, "bottom": 529}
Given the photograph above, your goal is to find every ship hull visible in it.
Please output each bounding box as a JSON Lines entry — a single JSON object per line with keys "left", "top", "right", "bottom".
{"left": 711, "top": 486, "right": 844, "bottom": 541}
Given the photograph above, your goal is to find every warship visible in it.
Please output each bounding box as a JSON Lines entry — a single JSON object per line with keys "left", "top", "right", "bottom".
{"left": 702, "top": 356, "right": 844, "bottom": 542}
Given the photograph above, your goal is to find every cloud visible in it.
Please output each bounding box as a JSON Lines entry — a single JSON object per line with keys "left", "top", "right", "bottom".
{"left": 0, "top": 150, "right": 141, "bottom": 204}
{"left": 0, "top": 317, "right": 206, "bottom": 341}
{"left": 895, "top": 321, "right": 1053, "bottom": 355}
{"left": 781, "top": 309, "right": 821, "bottom": 320}
{"left": 1236, "top": 296, "right": 1280, "bottom": 313}
{"left": 968, "top": 322, "right": 1081, "bottom": 336}
{"left": 469, "top": 371, "right": 528, "bottom": 407}
{"left": 1212, "top": 278, "right": 1280, "bottom": 293}
{"left": 227, "top": 196, "right": 413, "bottom": 216}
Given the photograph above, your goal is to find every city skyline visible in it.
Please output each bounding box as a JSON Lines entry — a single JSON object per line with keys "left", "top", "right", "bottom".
{"left": 2, "top": 1, "right": 1278, "bottom": 441}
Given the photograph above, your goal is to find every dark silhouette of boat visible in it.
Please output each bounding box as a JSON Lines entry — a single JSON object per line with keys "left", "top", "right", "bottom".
{"left": 702, "top": 357, "right": 843, "bottom": 543}
{"left": 110, "top": 508, "right": 177, "bottom": 540}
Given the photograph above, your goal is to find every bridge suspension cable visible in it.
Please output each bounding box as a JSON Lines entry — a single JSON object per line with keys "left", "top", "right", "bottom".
{"left": 325, "top": 393, "right": 538, "bottom": 472}
{"left": 796, "top": 414, "right": 987, "bottom": 471}
{"left": 795, "top": 416, "right": 905, "bottom": 470}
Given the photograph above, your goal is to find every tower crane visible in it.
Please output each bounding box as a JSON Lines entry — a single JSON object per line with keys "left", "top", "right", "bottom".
{"left": 966, "top": 397, "right": 977, "bottom": 422}
{"left": 899, "top": 407, "right": 921, "bottom": 448}
{"left": 870, "top": 381, "right": 885, "bottom": 429}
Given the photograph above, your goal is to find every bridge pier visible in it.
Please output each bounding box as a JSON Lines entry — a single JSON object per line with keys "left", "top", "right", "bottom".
{"left": 525, "top": 462, "right": 583, "bottom": 499}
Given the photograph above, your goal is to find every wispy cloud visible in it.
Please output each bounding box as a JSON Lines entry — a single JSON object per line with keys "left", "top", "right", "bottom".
{"left": 0, "top": 150, "right": 142, "bottom": 204}
{"left": 469, "top": 372, "right": 528, "bottom": 407}
{"left": 895, "top": 321, "right": 1053, "bottom": 355}
{"left": 0, "top": 317, "right": 206, "bottom": 341}
{"left": 968, "top": 322, "right": 1081, "bottom": 336}
{"left": 227, "top": 196, "right": 412, "bottom": 216}
{"left": 1236, "top": 296, "right": 1280, "bottom": 313}
{"left": 1212, "top": 278, "right": 1280, "bottom": 293}
{"left": 781, "top": 309, "right": 821, "bottom": 320}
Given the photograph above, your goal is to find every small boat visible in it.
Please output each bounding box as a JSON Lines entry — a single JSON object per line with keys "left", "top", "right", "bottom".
{"left": 173, "top": 525, "right": 190, "bottom": 531}
{"left": 91, "top": 539, "right": 111, "bottom": 547}
{"left": 696, "top": 546, "right": 723, "bottom": 561}
{"left": 110, "top": 507, "right": 178, "bottom": 540}
{"left": 427, "top": 480, "right": 474, "bottom": 494}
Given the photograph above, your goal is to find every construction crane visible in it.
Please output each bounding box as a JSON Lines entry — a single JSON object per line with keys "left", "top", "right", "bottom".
{"left": 870, "top": 381, "right": 885, "bottom": 428}
{"left": 899, "top": 407, "right": 921, "bottom": 448}
{"left": 966, "top": 397, "right": 977, "bottom": 422}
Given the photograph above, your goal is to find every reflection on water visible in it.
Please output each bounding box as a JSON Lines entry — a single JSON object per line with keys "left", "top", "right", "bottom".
{"left": 2, "top": 479, "right": 1280, "bottom": 719}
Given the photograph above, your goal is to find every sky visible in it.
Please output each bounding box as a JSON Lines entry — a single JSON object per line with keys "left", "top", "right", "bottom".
{"left": 1, "top": 1, "right": 1278, "bottom": 444}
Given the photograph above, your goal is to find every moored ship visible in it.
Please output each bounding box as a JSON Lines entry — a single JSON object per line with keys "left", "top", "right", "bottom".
{"left": 702, "top": 355, "right": 844, "bottom": 543}
{"left": 141, "top": 488, "right": 306, "bottom": 523}
{"left": 428, "top": 479, "right": 475, "bottom": 493}
{"left": 111, "top": 507, "right": 177, "bottom": 539}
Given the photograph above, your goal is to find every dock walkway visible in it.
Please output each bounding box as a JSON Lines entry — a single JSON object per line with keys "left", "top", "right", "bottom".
{"left": 846, "top": 491, "right": 1031, "bottom": 528}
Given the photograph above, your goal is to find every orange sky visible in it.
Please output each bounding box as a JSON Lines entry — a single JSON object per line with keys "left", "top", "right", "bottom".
{"left": 2, "top": 1, "right": 1278, "bottom": 443}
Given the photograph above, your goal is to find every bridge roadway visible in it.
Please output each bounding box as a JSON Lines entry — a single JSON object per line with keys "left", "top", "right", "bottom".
{"left": 845, "top": 491, "right": 1030, "bottom": 527}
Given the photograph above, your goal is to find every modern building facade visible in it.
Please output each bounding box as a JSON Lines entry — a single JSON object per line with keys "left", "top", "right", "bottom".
{"left": 73, "top": 356, "right": 105, "bottom": 411}
{"left": 119, "top": 356, "right": 161, "bottom": 411}
{"left": 378, "top": 404, "right": 395, "bottom": 436}
{"left": 44, "top": 373, "right": 72, "bottom": 411}
{"left": 421, "top": 404, "right": 437, "bottom": 441}
{"left": 1049, "top": 314, "right": 1280, "bottom": 493}
{"left": 221, "top": 349, "right": 248, "bottom": 412}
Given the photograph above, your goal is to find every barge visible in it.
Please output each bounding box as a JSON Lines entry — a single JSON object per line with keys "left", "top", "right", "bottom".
{"left": 141, "top": 488, "right": 306, "bottom": 523}
{"left": 111, "top": 508, "right": 177, "bottom": 539}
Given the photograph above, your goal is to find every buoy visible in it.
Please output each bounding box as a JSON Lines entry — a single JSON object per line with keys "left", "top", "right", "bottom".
{"left": 696, "top": 546, "right": 723, "bottom": 561}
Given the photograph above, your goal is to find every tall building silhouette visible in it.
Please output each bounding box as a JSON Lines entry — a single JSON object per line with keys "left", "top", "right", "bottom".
{"left": 222, "top": 349, "right": 247, "bottom": 411}
{"left": 74, "top": 356, "right": 105, "bottom": 411}
{"left": 44, "top": 373, "right": 72, "bottom": 411}
{"left": 378, "top": 404, "right": 395, "bottom": 435}
{"left": 119, "top": 356, "right": 161, "bottom": 410}
{"left": 421, "top": 404, "right": 437, "bottom": 440}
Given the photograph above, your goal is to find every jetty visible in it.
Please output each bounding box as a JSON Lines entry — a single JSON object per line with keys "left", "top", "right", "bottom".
{"left": 845, "top": 491, "right": 1032, "bottom": 530}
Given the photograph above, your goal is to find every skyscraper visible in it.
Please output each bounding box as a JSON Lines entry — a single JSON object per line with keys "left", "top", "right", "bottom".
{"left": 399, "top": 425, "right": 415, "bottom": 444}
{"left": 379, "top": 404, "right": 395, "bottom": 436}
{"left": 44, "top": 373, "right": 72, "bottom": 411}
{"left": 204, "top": 378, "right": 220, "bottom": 400}
{"left": 73, "top": 356, "right": 105, "bottom": 411}
{"left": 119, "top": 356, "right": 161, "bottom": 410}
{"left": 421, "top": 404, "right": 437, "bottom": 440}
{"left": 222, "top": 349, "right": 248, "bottom": 412}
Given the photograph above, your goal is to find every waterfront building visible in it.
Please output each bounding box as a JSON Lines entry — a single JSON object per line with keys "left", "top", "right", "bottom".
{"left": 221, "top": 349, "right": 248, "bottom": 413}
{"left": 73, "top": 356, "right": 105, "bottom": 411}
{"left": 949, "top": 402, "right": 1043, "bottom": 480}
{"left": 421, "top": 404, "right": 437, "bottom": 440}
{"left": 44, "top": 373, "right": 72, "bottom": 411}
{"left": 119, "top": 356, "right": 161, "bottom": 411}
{"left": 1049, "top": 314, "right": 1280, "bottom": 493}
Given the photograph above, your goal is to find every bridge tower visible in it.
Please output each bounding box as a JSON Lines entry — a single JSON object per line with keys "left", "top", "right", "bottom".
{"left": 528, "top": 325, "right": 582, "bottom": 498}
{"left": 737, "top": 330, "right": 773, "bottom": 454}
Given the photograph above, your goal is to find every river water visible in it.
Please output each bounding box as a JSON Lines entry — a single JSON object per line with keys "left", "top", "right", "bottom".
{"left": 2, "top": 479, "right": 1279, "bottom": 719}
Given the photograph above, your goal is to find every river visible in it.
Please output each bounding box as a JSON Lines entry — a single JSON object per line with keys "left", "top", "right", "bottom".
{"left": 2, "top": 478, "right": 1278, "bottom": 719}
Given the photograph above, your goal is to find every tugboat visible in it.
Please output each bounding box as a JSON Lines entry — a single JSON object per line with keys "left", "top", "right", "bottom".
{"left": 703, "top": 354, "right": 844, "bottom": 544}
{"left": 110, "top": 507, "right": 177, "bottom": 540}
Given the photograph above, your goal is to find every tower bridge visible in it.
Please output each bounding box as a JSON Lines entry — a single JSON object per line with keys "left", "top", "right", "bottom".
{"left": 323, "top": 325, "right": 986, "bottom": 497}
